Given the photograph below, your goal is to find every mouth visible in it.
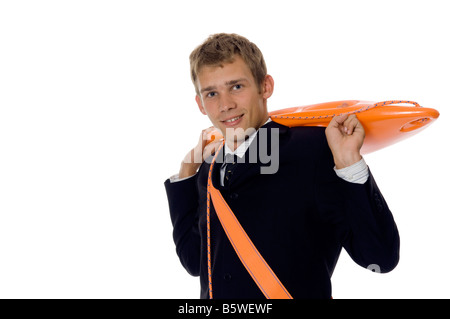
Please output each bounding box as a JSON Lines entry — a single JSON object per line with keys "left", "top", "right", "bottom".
{"left": 221, "top": 114, "right": 244, "bottom": 126}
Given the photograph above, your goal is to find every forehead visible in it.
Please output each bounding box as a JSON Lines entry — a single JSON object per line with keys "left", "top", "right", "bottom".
{"left": 196, "top": 56, "right": 254, "bottom": 88}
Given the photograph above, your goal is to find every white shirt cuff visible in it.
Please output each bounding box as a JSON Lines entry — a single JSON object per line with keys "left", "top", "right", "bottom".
{"left": 169, "top": 174, "right": 195, "bottom": 183}
{"left": 334, "top": 158, "right": 369, "bottom": 184}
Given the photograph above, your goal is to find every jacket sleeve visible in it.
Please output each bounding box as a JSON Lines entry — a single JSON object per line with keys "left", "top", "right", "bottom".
{"left": 164, "top": 175, "right": 201, "bottom": 276}
{"left": 314, "top": 134, "right": 400, "bottom": 273}
{"left": 340, "top": 171, "right": 400, "bottom": 273}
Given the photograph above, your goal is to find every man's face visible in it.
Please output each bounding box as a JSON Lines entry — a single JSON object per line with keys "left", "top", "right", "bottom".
{"left": 195, "top": 56, "right": 273, "bottom": 148}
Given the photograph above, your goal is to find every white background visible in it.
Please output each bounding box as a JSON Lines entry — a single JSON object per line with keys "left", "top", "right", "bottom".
{"left": 0, "top": 0, "right": 448, "bottom": 299}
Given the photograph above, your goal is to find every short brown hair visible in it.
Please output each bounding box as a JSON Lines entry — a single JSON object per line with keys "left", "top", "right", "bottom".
{"left": 189, "top": 33, "right": 267, "bottom": 95}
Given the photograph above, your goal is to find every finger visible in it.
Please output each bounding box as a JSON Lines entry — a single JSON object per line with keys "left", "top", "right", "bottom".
{"left": 203, "top": 126, "right": 218, "bottom": 134}
{"left": 208, "top": 129, "right": 223, "bottom": 142}
{"left": 327, "top": 114, "right": 349, "bottom": 136}
{"left": 343, "top": 115, "right": 360, "bottom": 135}
{"left": 206, "top": 128, "right": 223, "bottom": 144}
{"left": 199, "top": 126, "right": 220, "bottom": 147}
{"left": 328, "top": 114, "right": 349, "bottom": 134}
{"left": 332, "top": 113, "right": 349, "bottom": 126}
{"left": 343, "top": 115, "right": 356, "bottom": 134}
{"left": 201, "top": 126, "right": 215, "bottom": 140}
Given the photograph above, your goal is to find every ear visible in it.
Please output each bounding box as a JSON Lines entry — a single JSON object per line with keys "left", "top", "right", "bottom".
{"left": 196, "top": 95, "right": 207, "bottom": 115}
{"left": 261, "top": 74, "right": 274, "bottom": 99}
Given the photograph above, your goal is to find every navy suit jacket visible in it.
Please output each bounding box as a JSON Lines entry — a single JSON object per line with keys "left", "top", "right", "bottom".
{"left": 164, "top": 121, "right": 400, "bottom": 299}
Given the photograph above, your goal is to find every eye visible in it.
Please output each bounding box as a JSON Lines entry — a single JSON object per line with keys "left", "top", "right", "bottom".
{"left": 206, "top": 91, "right": 217, "bottom": 98}
{"left": 233, "top": 84, "right": 242, "bottom": 90}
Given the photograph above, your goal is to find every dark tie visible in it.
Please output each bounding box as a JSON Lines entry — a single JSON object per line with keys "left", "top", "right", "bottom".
{"left": 223, "top": 154, "right": 238, "bottom": 187}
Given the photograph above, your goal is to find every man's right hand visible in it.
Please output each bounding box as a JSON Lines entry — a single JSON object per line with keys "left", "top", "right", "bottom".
{"left": 178, "top": 127, "right": 223, "bottom": 179}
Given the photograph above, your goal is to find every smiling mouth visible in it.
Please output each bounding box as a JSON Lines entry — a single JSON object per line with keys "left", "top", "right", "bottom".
{"left": 222, "top": 114, "right": 244, "bottom": 123}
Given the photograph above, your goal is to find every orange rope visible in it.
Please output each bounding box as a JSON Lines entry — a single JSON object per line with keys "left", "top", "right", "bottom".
{"left": 270, "top": 100, "right": 421, "bottom": 121}
{"left": 206, "top": 142, "right": 225, "bottom": 299}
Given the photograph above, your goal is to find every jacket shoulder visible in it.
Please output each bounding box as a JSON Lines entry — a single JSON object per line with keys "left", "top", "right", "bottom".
{"left": 276, "top": 124, "right": 328, "bottom": 158}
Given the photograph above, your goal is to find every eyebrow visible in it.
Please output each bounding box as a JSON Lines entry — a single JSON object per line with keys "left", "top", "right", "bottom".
{"left": 226, "top": 78, "right": 248, "bottom": 86}
{"left": 200, "top": 78, "right": 249, "bottom": 94}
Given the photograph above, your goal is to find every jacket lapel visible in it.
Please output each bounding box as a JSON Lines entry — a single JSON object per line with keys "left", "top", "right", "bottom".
{"left": 220, "top": 121, "right": 288, "bottom": 189}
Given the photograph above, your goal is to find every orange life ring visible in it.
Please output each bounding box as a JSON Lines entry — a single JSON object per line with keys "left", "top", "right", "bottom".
{"left": 208, "top": 100, "right": 440, "bottom": 154}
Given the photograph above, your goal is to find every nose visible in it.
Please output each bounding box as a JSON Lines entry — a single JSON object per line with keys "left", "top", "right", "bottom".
{"left": 219, "top": 93, "right": 236, "bottom": 112}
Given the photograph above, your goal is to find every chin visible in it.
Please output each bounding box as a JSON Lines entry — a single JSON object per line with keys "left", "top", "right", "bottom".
{"left": 224, "top": 125, "right": 256, "bottom": 142}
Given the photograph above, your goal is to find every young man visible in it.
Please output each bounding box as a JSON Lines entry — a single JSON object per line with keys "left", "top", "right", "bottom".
{"left": 164, "top": 33, "right": 399, "bottom": 299}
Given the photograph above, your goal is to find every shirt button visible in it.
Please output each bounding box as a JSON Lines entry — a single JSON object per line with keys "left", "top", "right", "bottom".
{"left": 229, "top": 193, "right": 239, "bottom": 199}
{"left": 224, "top": 274, "right": 232, "bottom": 282}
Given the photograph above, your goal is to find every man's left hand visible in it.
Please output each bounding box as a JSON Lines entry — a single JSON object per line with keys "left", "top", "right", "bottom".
{"left": 325, "top": 114, "right": 365, "bottom": 169}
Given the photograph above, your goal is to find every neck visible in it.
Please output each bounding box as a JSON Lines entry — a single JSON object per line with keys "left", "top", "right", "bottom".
{"left": 226, "top": 140, "right": 241, "bottom": 152}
